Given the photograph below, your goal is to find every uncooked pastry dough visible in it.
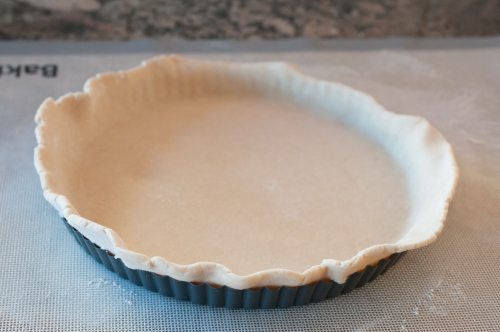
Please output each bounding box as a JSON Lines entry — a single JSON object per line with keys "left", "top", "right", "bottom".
{"left": 34, "top": 56, "right": 458, "bottom": 289}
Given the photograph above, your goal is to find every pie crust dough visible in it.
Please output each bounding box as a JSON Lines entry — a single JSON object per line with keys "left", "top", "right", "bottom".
{"left": 34, "top": 56, "right": 458, "bottom": 289}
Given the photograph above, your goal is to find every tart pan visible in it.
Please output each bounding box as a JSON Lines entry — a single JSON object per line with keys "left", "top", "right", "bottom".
{"left": 34, "top": 56, "right": 457, "bottom": 304}
{"left": 64, "top": 218, "right": 406, "bottom": 308}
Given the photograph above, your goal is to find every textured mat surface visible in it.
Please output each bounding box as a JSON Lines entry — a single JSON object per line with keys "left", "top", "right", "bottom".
{"left": 0, "top": 38, "right": 499, "bottom": 331}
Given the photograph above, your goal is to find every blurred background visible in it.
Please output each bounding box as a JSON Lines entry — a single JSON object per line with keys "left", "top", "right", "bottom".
{"left": 1, "top": 0, "right": 499, "bottom": 40}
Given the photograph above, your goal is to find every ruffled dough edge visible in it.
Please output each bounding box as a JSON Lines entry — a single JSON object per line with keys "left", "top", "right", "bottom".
{"left": 34, "top": 55, "right": 459, "bottom": 290}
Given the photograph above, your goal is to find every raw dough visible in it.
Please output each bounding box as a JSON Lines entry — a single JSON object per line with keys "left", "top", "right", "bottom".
{"left": 34, "top": 56, "right": 458, "bottom": 289}
{"left": 69, "top": 96, "right": 410, "bottom": 275}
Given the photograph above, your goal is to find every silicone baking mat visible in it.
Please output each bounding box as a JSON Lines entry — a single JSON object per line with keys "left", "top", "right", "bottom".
{"left": 1, "top": 38, "right": 499, "bottom": 331}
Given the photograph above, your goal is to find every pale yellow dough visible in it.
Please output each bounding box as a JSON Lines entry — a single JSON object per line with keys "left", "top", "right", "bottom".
{"left": 71, "top": 96, "right": 409, "bottom": 275}
{"left": 34, "top": 56, "right": 458, "bottom": 289}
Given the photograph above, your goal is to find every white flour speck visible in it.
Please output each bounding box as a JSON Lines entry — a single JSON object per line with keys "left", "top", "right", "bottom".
{"left": 416, "top": 276, "right": 467, "bottom": 317}
{"left": 121, "top": 298, "right": 134, "bottom": 306}
{"left": 366, "top": 49, "right": 438, "bottom": 79}
{"left": 468, "top": 136, "right": 486, "bottom": 145}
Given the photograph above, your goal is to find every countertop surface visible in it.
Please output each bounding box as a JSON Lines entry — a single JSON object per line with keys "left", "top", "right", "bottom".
{"left": 0, "top": 38, "right": 499, "bottom": 331}
{"left": 1, "top": 0, "right": 500, "bottom": 40}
